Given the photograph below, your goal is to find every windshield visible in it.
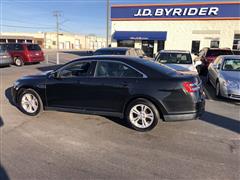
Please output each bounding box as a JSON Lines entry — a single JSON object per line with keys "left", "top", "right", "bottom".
{"left": 222, "top": 59, "right": 240, "bottom": 71}
{"left": 156, "top": 52, "right": 192, "bottom": 64}
{"left": 27, "top": 44, "right": 41, "bottom": 51}
{"left": 94, "top": 49, "right": 126, "bottom": 55}
{"left": 206, "top": 50, "right": 233, "bottom": 57}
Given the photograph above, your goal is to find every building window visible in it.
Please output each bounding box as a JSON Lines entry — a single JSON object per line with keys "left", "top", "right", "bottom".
{"left": 191, "top": 41, "right": 200, "bottom": 54}
{"left": 157, "top": 41, "right": 165, "bottom": 52}
{"left": 232, "top": 34, "right": 240, "bottom": 50}
{"left": 210, "top": 40, "right": 219, "bottom": 48}
{"left": 117, "top": 40, "right": 134, "bottom": 48}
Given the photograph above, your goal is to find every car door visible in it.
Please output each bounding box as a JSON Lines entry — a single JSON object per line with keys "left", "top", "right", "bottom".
{"left": 46, "top": 60, "right": 96, "bottom": 109}
{"left": 208, "top": 57, "right": 222, "bottom": 86}
{"left": 88, "top": 60, "right": 145, "bottom": 112}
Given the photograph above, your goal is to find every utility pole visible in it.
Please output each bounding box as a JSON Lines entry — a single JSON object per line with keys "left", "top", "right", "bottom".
{"left": 106, "top": 0, "right": 110, "bottom": 47}
{"left": 53, "top": 11, "right": 61, "bottom": 64}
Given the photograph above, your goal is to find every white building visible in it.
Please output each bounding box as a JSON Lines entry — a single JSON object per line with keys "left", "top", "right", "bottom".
{"left": 0, "top": 32, "right": 106, "bottom": 50}
{"left": 111, "top": 2, "right": 240, "bottom": 57}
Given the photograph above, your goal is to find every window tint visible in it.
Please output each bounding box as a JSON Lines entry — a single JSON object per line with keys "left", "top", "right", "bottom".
{"left": 206, "top": 50, "right": 233, "bottom": 57}
{"left": 222, "top": 59, "right": 240, "bottom": 71}
{"left": 7, "top": 44, "right": 24, "bottom": 51}
{"left": 0, "top": 44, "right": 7, "bottom": 52}
{"left": 27, "top": 44, "right": 41, "bottom": 51}
{"left": 156, "top": 53, "right": 192, "bottom": 64}
{"left": 95, "top": 61, "right": 143, "bottom": 78}
{"left": 94, "top": 49, "right": 127, "bottom": 55}
{"left": 60, "top": 62, "right": 92, "bottom": 78}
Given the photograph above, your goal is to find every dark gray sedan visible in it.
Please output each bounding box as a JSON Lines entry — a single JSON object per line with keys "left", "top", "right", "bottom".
{"left": 208, "top": 55, "right": 240, "bottom": 100}
{"left": 0, "top": 44, "right": 13, "bottom": 67}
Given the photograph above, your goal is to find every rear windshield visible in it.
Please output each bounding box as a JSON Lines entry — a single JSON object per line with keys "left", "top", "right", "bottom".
{"left": 139, "top": 59, "right": 177, "bottom": 76}
{"left": 27, "top": 44, "right": 41, "bottom": 51}
{"left": 156, "top": 52, "right": 192, "bottom": 64}
{"left": 206, "top": 50, "right": 233, "bottom": 57}
{"left": 0, "top": 44, "right": 7, "bottom": 52}
{"left": 94, "top": 49, "right": 127, "bottom": 55}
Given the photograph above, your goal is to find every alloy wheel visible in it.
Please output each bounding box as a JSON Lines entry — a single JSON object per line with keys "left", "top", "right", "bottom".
{"left": 129, "top": 104, "right": 154, "bottom": 129}
{"left": 21, "top": 93, "right": 39, "bottom": 114}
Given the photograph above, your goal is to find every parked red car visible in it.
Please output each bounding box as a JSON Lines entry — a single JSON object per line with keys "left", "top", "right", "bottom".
{"left": 194, "top": 48, "right": 233, "bottom": 74}
{"left": 5, "top": 43, "right": 45, "bottom": 66}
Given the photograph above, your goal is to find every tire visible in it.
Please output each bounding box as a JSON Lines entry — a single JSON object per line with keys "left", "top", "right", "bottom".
{"left": 206, "top": 73, "right": 210, "bottom": 84}
{"left": 215, "top": 81, "right": 222, "bottom": 98}
{"left": 18, "top": 89, "right": 43, "bottom": 116}
{"left": 14, "top": 57, "right": 24, "bottom": 66}
{"left": 125, "top": 98, "right": 160, "bottom": 132}
{"left": 196, "top": 65, "right": 201, "bottom": 75}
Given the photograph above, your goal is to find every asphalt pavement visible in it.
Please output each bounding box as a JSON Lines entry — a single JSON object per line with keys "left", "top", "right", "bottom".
{"left": 0, "top": 51, "right": 239, "bottom": 180}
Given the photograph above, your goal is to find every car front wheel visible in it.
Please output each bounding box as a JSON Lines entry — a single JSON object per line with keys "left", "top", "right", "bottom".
{"left": 126, "top": 99, "right": 160, "bottom": 131}
{"left": 18, "top": 89, "right": 43, "bottom": 116}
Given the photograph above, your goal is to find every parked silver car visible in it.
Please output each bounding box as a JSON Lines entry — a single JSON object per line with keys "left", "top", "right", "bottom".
{"left": 0, "top": 44, "right": 13, "bottom": 67}
{"left": 208, "top": 55, "right": 240, "bottom": 100}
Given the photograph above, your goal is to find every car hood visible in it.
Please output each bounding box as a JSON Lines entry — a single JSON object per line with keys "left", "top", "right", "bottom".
{"left": 165, "top": 64, "right": 197, "bottom": 72}
{"left": 221, "top": 71, "right": 240, "bottom": 81}
{"left": 19, "top": 70, "right": 52, "bottom": 80}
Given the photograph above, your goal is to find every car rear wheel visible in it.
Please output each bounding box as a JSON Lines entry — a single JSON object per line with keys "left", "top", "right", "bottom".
{"left": 126, "top": 99, "right": 160, "bottom": 131}
{"left": 14, "top": 57, "right": 23, "bottom": 66}
{"left": 18, "top": 89, "right": 43, "bottom": 116}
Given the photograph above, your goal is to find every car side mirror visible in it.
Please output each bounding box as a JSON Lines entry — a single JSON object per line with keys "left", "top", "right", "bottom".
{"left": 49, "top": 71, "right": 60, "bottom": 79}
{"left": 217, "top": 64, "right": 221, "bottom": 70}
{"left": 139, "top": 55, "right": 143, "bottom": 58}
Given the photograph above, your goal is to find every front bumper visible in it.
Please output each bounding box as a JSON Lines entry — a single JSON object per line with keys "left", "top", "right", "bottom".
{"left": 0, "top": 57, "right": 13, "bottom": 66}
{"left": 220, "top": 85, "right": 240, "bottom": 100}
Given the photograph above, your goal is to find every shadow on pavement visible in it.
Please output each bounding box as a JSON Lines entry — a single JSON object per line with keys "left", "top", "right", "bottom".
{"left": 61, "top": 50, "right": 93, "bottom": 56}
{"left": 200, "top": 111, "right": 240, "bottom": 134}
{"left": 5, "top": 87, "right": 15, "bottom": 106}
{"left": 0, "top": 117, "right": 10, "bottom": 180}
{"left": 103, "top": 116, "right": 130, "bottom": 129}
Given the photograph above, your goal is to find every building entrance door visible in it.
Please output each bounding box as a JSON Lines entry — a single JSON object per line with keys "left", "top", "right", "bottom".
{"left": 142, "top": 40, "right": 154, "bottom": 57}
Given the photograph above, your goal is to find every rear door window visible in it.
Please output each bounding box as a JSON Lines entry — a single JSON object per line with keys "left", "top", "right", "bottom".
{"left": 27, "top": 44, "right": 41, "bottom": 51}
{"left": 95, "top": 61, "right": 143, "bottom": 78}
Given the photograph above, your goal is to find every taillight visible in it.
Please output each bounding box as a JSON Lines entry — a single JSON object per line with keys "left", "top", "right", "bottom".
{"left": 182, "top": 82, "right": 199, "bottom": 93}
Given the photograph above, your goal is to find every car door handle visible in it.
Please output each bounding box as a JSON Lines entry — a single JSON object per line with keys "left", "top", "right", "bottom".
{"left": 121, "top": 82, "right": 129, "bottom": 87}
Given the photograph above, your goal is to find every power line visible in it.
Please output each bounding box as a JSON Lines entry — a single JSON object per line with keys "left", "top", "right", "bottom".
{"left": 1, "top": 24, "right": 54, "bottom": 29}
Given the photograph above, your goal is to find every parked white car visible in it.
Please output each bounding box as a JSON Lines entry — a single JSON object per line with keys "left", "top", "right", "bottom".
{"left": 155, "top": 50, "right": 202, "bottom": 74}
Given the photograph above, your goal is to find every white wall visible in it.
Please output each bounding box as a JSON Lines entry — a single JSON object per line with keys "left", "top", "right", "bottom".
{"left": 111, "top": 20, "right": 240, "bottom": 52}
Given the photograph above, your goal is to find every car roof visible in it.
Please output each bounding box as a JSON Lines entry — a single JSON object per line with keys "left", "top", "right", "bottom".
{"left": 95, "top": 47, "right": 131, "bottom": 51}
{"left": 220, "top": 55, "right": 240, "bottom": 59}
{"left": 160, "top": 50, "right": 190, "bottom": 53}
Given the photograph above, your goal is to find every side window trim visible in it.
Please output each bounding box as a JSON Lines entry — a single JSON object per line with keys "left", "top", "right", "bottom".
{"left": 58, "top": 60, "right": 95, "bottom": 78}
{"left": 93, "top": 60, "right": 148, "bottom": 78}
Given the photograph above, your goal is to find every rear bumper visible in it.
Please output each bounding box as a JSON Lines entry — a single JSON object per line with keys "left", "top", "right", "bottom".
{"left": 25, "top": 57, "right": 45, "bottom": 63}
{"left": 163, "top": 100, "right": 205, "bottom": 121}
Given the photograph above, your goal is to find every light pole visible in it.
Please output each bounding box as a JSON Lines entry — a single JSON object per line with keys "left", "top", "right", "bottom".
{"left": 106, "top": 0, "right": 110, "bottom": 47}
{"left": 53, "top": 11, "right": 61, "bottom": 64}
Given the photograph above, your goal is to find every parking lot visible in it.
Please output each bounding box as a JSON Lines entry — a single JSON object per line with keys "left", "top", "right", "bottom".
{"left": 0, "top": 51, "right": 239, "bottom": 179}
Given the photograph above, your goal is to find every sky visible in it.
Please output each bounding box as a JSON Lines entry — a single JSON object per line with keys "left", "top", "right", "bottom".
{"left": 0, "top": 0, "right": 238, "bottom": 36}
